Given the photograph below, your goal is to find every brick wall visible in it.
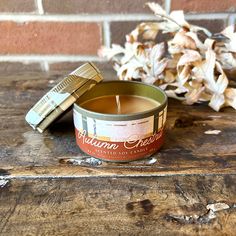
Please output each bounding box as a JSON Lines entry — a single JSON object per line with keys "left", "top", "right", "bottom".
{"left": 0, "top": 0, "right": 235, "bottom": 72}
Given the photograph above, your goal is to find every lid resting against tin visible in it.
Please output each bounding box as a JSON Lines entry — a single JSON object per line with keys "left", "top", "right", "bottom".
{"left": 25, "top": 62, "right": 103, "bottom": 133}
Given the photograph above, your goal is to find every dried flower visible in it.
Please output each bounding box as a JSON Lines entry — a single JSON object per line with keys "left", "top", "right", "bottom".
{"left": 99, "top": 2, "right": 236, "bottom": 111}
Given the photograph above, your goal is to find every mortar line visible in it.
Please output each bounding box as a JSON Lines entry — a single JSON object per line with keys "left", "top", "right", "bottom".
{"left": 165, "top": 0, "right": 171, "bottom": 14}
{"left": 0, "top": 14, "right": 158, "bottom": 22}
{"left": 36, "top": 0, "right": 44, "bottom": 15}
{"left": 228, "top": 14, "right": 235, "bottom": 26}
{"left": 185, "top": 13, "right": 230, "bottom": 20}
{"left": 0, "top": 55, "right": 104, "bottom": 62}
{"left": 40, "top": 61, "right": 49, "bottom": 71}
{"left": 103, "top": 21, "right": 111, "bottom": 47}
{"left": 0, "top": 13, "right": 231, "bottom": 22}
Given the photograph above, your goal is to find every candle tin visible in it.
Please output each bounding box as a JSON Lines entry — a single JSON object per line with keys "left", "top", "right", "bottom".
{"left": 25, "top": 62, "right": 168, "bottom": 162}
{"left": 74, "top": 81, "right": 168, "bottom": 162}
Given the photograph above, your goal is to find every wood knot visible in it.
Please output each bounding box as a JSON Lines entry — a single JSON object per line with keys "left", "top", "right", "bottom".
{"left": 174, "top": 115, "right": 212, "bottom": 128}
{"left": 126, "top": 199, "right": 154, "bottom": 215}
{"left": 174, "top": 115, "right": 195, "bottom": 128}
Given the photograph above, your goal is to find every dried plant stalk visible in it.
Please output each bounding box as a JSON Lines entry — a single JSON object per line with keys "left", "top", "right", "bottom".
{"left": 99, "top": 2, "right": 236, "bottom": 111}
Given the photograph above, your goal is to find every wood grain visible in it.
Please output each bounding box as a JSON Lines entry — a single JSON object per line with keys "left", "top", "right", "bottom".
{"left": 0, "top": 175, "right": 235, "bottom": 236}
{"left": 0, "top": 70, "right": 236, "bottom": 235}
{"left": 0, "top": 72, "right": 236, "bottom": 177}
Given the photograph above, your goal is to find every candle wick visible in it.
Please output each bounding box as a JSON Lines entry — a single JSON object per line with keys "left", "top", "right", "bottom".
{"left": 116, "top": 95, "right": 121, "bottom": 114}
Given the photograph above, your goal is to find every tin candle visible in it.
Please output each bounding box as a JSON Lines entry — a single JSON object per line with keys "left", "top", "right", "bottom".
{"left": 73, "top": 81, "right": 167, "bottom": 162}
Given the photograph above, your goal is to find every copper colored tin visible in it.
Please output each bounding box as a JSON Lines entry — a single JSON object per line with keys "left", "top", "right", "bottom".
{"left": 73, "top": 81, "right": 168, "bottom": 162}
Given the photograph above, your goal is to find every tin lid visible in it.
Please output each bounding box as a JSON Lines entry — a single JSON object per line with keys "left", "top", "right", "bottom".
{"left": 25, "top": 62, "right": 103, "bottom": 133}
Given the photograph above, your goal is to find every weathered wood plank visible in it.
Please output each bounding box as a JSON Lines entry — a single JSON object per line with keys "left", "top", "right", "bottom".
{"left": 0, "top": 72, "right": 236, "bottom": 177}
{"left": 0, "top": 175, "right": 235, "bottom": 236}
{"left": 2, "top": 163, "right": 236, "bottom": 178}
{"left": 0, "top": 70, "right": 236, "bottom": 235}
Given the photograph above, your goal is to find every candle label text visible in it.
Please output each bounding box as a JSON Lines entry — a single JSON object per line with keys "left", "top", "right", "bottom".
{"left": 74, "top": 108, "right": 167, "bottom": 161}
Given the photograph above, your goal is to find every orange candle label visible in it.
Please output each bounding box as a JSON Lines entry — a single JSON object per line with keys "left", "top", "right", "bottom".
{"left": 74, "top": 107, "right": 166, "bottom": 162}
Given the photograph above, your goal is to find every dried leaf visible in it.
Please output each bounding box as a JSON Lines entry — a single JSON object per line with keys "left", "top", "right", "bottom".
{"left": 146, "top": 2, "right": 167, "bottom": 16}
{"left": 214, "top": 72, "right": 228, "bottom": 94}
{"left": 98, "top": 44, "right": 125, "bottom": 60}
{"left": 185, "top": 86, "right": 205, "bottom": 105}
{"left": 142, "top": 23, "right": 160, "bottom": 40}
{"left": 164, "top": 70, "right": 176, "bottom": 83}
{"left": 147, "top": 3, "right": 187, "bottom": 33}
{"left": 126, "top": 29, "right": 139, "bottom": 43}
{"left": 193, "top": 48, "right": 216, "bottom": 92}
{"left": 172, "top": 31, "right": 197, "bottom": 50}
{"left": 168, "top": 43, "right": 183, "bottom": 54}
{"left": 149, "top": 43, "right": 168, "bottom": 77}
{"left": 177, "top": 50, "right": 201, "bottom": 66}
{"left": 221, "top": 25, "right": 236, "bottom": 52}
{"left": 150, "top": 42, "right": 165, "bottom": 62}
{"left": 142, "top": 75, "right": 156, "bottom": 84}
{"left": 217, "top": 52, "right": 236, "bottom": 69}
{"left": 121, "top": 42, "right": 142, "bottom": 64}
{"left": 169, "top": 10, "right": 189, "bottom": 29}
{"left": 127, "top": 22, "right": 159, "bottom": 42}
{"left": 167, "top": 54, "right": 181, "bottom": 68}
{"left": 185, "top": 32, "right": 206, "bottom": 51}
{"left": 204, "top": 38, "right": 216, "bottom": 49}
{"left": 98, "top": 2, "right": 236, "bottom": 112}
{"left": 224, "top": 88, "right": 236, "bottom": 109}
{"left": 152, "top": 58, "right": 168, "bottom": 77}
{"left": 190, "top": 25, "right": 212, "bottom": 37}
{"left": 117, "top": 58, "right": 144, "bottom": 80}
{"left": 209, "top": 94, "right": 225, "bottom": 111}
{"left": 165, "top": 90, "right": 185, "bottom": 100}
{"left": 178, "top": 65, "right": 191, "bottom": 85}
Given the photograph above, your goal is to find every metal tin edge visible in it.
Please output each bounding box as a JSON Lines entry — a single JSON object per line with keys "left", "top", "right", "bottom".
{"left": 25, "top": 62, "right": 103, "bottom": 132}
{"left": 74, "top": 80, "right": 168, "bottom": 121}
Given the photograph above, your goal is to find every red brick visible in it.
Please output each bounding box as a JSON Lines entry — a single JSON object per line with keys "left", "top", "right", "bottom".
{"left": 49, "top": 62, "right": 116, "bottom": 80}
{"left": 0, "top": 0, "right": 36, "bottom": 13}
{"left": 171, "top": 0, "right": 236, "bottom": 13}
{"left": 189, "top": 19, "right": 227, "bottom": 33}
{"left": 110, "top": 21, "right": 171, "bottom": 45}
{"left": 0, "top": 22, "right": 101, "bottom": 55}
{"left": 49, "top": 62, "right": 82, "bottom": 71}
{"left": 110, "top": 19, "right": 227, "bottom": 46}
{"left": 111, "top": 22, "right": 141, "bottom": 45}
{"left": 43, "top": 0, "right": 164, "bottom": 14}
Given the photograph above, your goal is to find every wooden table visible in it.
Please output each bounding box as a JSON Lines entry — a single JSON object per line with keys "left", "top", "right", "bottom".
{"left": 0, "top": 69, "right": 236, "bottom": 235}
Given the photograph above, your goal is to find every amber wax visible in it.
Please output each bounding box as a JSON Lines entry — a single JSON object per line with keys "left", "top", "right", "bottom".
{"left": 80, "top": 95, "right": 160, "bottom": 114}
{"left": 73, "top": 81, "right": 167, "bottom": 162}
